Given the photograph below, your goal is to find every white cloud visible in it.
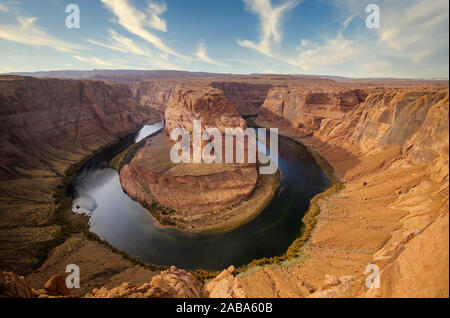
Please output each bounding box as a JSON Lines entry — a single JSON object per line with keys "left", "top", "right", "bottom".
{"left": 195, "top": 42, "right": 226, "bottom": 66}
{"left": 335, "top": 0, "right": 447, "bottom": 74}
{"left": 289, "top": 32, "right": 364, "bottom": 72}
{"left": 0, "top": 16, "right": 86, "bottom": 53}
{"left": 377, "top": 0, "right": 449, "bottom": 63}
{"left": 87, "top": 29, "right": 152, "bottom": 56}
{"left": 147, "top": 1, "right": 167, "bottom": 32}
{"left": 285, "top": 0, "right": 448, "bottom": 78}
{"left": 101, "top": 0, "right": 183, "bottom": 58}
{"left": 237, "top": 0, "right": 299, "bottom": 57}
{"left": 72, "top": 55, "right": 118, "bottom": 68}
{"left": 0, "top": 4, "right": 8, "bottom": 12}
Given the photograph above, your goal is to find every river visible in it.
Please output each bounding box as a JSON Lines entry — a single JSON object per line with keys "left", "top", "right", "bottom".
{"left": 70, "top": 121, "right": 329, "bottom": 271}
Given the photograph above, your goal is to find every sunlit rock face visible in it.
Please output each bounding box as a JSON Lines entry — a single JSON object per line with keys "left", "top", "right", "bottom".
{"left": 119, "top": 134, "right": 258, "bottom": 215}
{"left": 252, "top": 85, "right": 449, "bottom": 299}
{"left": 86, "top": 266, "right": 204, "bottom": 298}
{"left": 164, "top": 86, "right": 247, "bottom": 135}
{"left": 120, "top": 85, "right": 263, "bottom": 231}
{"left": 258, "top": 87, "right": 368, "bottom": 137}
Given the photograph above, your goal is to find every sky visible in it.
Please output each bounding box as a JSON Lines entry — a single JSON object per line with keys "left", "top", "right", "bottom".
{"left": 0, "top": 0, "right": 448, "bottom": 78}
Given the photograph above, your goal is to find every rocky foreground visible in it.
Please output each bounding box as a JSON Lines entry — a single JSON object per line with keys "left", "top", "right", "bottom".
{"left": 0, "top": 74, "right": 448, "bottom": 298}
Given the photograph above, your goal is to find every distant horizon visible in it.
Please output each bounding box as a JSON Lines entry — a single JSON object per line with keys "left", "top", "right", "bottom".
{"left": 2, "top": 68, "right": 449, "bottom": 81}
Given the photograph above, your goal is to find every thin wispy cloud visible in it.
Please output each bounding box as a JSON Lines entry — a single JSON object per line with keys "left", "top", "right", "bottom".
{"left": 195, "top": 42, "right": 226, "bottom": 66}
{"left": 72, "top": 55, "right": 117, "bottom": 67}
{"left": 0, "top": 16, "right": 86, "bottom": 53}
{"left": 288, "top": 32, "right": 365, "bottom": 75}
{"left": 87, "top": 29, "right": 152, "bottom": 57}
{"left": 147, "top": 1, "right": 167, "bottom": 32}
{"left": 292, "top": 0, "right": 449, "bottom": 78}
{"left": 377, "top": 0, "right": 449, "bottom": 63}
{"left": 101, "top": 0, "right": 183, "bottom": 58}
{"left": 237, "top": 0, "right": 299, "bottom": 57}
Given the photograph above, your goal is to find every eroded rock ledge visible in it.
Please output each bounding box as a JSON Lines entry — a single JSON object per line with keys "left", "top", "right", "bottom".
{"left": 119, "top": 86, "right": 279, "bottom": 232}
{"left": 242, "top": 86, "right": 449, "bottom": 298}
{"left": 0, "top": 76, "right": 156, "bottom": 275}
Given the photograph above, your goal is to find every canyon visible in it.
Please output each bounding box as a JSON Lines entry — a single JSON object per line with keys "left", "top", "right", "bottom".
{"left": 119, "top": 86, "right": 278, "bottom": 232}
{"left": 0, "top": 73, "right": 448, "bottom": 298}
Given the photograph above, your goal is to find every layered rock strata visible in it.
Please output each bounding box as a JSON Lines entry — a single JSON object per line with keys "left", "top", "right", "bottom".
{"left": 120, "top": 86, "right": 278, "bottom": 232}
{"left": 245, "top": 86, "right": 449, "bottom": 298}
{"left": 0, "top": 76, "right": 156, "bottom": 275}
{"left": 128, "top": 80, "right": 181, "bottom": 112}
{"left": 1, "top": 266, "right": 203, "bottom": 298}
{"left": 86, "top": 266, "right": 203, "bottom": 298}
{"left": 0, "top": 76, "right": 152, "bottom": 180}
{"left": 211, "top": 82, "right": 272, "bottom": 116}
{"left": 164, "top": 86, "right": 247, "bottom": 134}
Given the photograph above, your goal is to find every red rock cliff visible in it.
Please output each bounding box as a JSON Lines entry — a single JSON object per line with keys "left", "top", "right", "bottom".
{"left": 120, "top": 85, "right": 266, "bottom": 232}
{"left": 211, "top": 81, "right": 272, "bottom": 116}
{"left": 0, "top": 76, "right": 152, "bottom": 180}
{"left": 165, "top": 86, "right": 247, "bottom": 134}
{"left": 253, "top": 85, "right": 449, "bottom": 298}
{"left": 128, "top": 80, "right": 181, "bottom": 112}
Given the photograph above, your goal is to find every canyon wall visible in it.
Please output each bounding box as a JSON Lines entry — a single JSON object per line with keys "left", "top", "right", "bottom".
{"left": 211, "top": 81, "right": 272, "bottom": 116}
{"left": 258, "top": 87, "right": 369, "bottom": 136}
{"left": 128, "top": 80, "right": 272, "bottom": 116}
{"left": 120, "top": 86, "right": 267, "bottom": 232}
{"left": 0, "top": 76, "right": 155, "bottom": 275}
{"left": 164, "top": 86, "right": 247, "bottom": 134}
{"left": 258, "top": 86, "right": 448, "bottom": 167}
{"left": 0, "top": 76, "right": 152, "bottom": 180}
{"left": 251, "top": 85, "right": 449, "bottom": 298}
{"left": 128, "top": 80, "right": 181, "bottom": 112}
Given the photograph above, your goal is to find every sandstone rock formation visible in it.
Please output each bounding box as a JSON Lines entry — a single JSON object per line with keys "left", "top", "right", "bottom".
{"left": 258, "top": 87, "right": 368, "bottom": 136}
{"left": 211, "top": 82, "right": 272, "bottom": 116}
{"left": 86, "top": 266, "right": 203, "bottom": 298}
{"left": 0, "top": 271, "right": 35, "bottom": 298}
{"left": 204, "top": 266, "right": 247, "bottom": 298}
{"left": 0, "top": 76, "right": 155, "bottom": 275}
{"left": 120, "top": 135, "right": 258, "bottom": 215}
{"left": 42, "top": 275, "right": 71, "bottom": 296}
{"left": 164, "top": 86, "right": 247, "bottom": 134}
{"left": 129, "top": 80, "right": 181, "bottom": 112}
{"left": 120, "top": 85, "right": 280, "bottom": 232}
{"left": 25, "top": 234, "right": 161, "bottom": 297}
{"left": 0, "top": 76, "right": 151, "bottom": 180}
{"left": 0, "top": 271, "right": 74, "bottom": 298}
{"left": 308, "top": 275, "right": 355, "bottom": 298}
{"left": 245, "top": 85, "right": 449, "bottom": 298}
{"left": 0, "top": 73, "right": 448, "bottom": 299}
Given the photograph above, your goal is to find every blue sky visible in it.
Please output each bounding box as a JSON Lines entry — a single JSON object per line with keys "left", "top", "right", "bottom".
{"left": 0, "top": 0, "right": 448, "bottom": 78}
